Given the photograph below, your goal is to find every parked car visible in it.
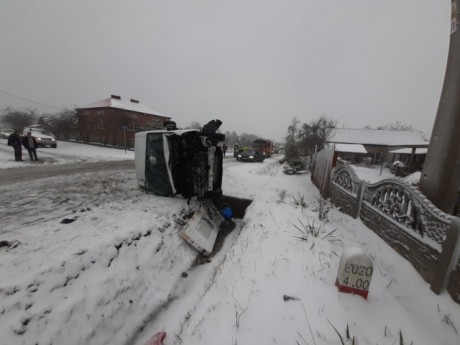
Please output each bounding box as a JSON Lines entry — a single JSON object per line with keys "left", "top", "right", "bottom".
{"left": 22, "top": 128, "right": 57, "bottom": 148}
{"left": 237, "top": 149, "right": 265, "bottom": 162}
{"left": 1, "top": 128, "right": 14, "bottom": 139}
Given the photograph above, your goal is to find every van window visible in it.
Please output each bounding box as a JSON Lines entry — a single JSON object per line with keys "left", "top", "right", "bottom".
{"left": 145, "top": 133, "right": 173, "bottom": 196}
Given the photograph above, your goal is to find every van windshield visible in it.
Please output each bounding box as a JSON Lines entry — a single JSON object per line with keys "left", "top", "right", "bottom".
{"left": 145, "top": 133, "right": 173, "bottom": 196}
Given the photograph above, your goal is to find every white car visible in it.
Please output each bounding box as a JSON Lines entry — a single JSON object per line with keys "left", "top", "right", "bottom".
{"left": 23, "top": 128, "right": 57, "bottom": 148}
{"left": 1, "top": 128, "right": 14, "bottom": 139}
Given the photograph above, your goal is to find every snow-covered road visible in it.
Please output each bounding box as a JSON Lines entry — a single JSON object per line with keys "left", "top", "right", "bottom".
{"left": 0, "top": 160, "right": 133, "bottom": 186}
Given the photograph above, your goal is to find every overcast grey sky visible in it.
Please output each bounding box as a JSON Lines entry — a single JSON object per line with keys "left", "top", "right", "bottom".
{"left": 0, "top": 0, "right": 451, "bottom": 142}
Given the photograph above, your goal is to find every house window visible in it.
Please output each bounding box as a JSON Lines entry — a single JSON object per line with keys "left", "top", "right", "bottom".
{"left": 373, "top": 152, "right": 382, "bottom": 165}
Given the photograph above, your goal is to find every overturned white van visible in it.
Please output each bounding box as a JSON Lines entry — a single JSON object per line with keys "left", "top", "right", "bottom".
{"left": 135, "top": 120, "right": 224, "bottom": 199}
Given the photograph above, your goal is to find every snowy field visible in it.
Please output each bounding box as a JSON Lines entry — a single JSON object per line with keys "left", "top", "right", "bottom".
{"left": 0, "top": 140, "right": 459, "bottom": 345}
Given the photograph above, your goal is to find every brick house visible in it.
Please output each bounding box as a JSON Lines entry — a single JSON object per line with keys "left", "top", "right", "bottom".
{"left": 75, "top": 95, "right": 170, "bottom": 147}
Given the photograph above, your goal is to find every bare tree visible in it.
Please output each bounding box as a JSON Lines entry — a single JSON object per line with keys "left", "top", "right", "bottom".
{"left": 75, "top": 111, "right": 90, "bottom": 143}
{"left": 285, "top": 117, "right": 300, "bottom": 160}
{"left": 186, "top": 121, "right": 202, "bottom": 130}
{"left": 300, "top": 114, "right": 337, "bottom": 155}
{"left": 363, "top": 121, "right": 415, "bottom": 131}
{"left": 284, "top": 115, "right": 337, "bottom": 159}
{"left": 224, "top": 130, "right": 239, "bottom": 147}
{"left": 48, "top": 109, "right": 77, "bottom": 140}
{"left": 1, "top": 106, "right": 38, "bottom": 130}
{"left": 376, "top": 121, "right": 414, "bottom": 131}
{"left": 238, "top": 133, "right": 258, "bottom": 147}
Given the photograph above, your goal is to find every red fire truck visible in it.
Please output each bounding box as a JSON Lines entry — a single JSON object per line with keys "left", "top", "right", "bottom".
{"left": 252, "top": 139, "right": 273, "bottom": 157}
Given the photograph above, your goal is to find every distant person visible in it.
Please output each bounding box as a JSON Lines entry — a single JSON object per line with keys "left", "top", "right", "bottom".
{"left": 7, "top": 129, "right": 23, "bottom": 161}
{"left": 23, "top": 131, "right": 39, "bottom": 161}
{"left": 233, "top": 144, "right": 239, "bottom": 158}
{"left": 222, "top": 143, "right": 228, "bottom": 157}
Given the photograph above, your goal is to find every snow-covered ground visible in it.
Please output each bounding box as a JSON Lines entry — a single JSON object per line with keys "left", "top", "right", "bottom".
{"left": 347, "top": 163, "right": 422, "bottom": 186}
{"left": 0, "top": 139, "right": 134, "bottom": 168}
{"left": 350, "top": 164, "right": 394, "bottom": 183}
{"left": 0, "top": 140, "right": 459, "bottom": 345}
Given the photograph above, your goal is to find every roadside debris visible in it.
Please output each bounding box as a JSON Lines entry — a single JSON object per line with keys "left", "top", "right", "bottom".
{"left": 0, "top": 240, "right": 20, "bottom": 249}
{"left": 283, "top": 160, "right": 307, "bottom": 175}
{"left": 283, "top": 294, "right": 300, "bottom": 301}
{"left": 144, "top": 331, "right": 166, "bottom": 345}
{"left": 179, "top": 199, "right": 232, "bottom": 256}
{"left": 60, "top": 216, "right": 78, "bottom": 224}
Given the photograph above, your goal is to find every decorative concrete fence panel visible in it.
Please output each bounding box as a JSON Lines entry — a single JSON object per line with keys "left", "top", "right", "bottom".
{"left": 363, "top": 179, "right": 450, "bottom": 246}
{"left": 329, "top": 165, "right": 362, "bottom": 218}
{"left": 361, "top": 179, "right": 452, "bottom": 283}
{"left": 327, "top": 164, "right": 460, "bottom": 303}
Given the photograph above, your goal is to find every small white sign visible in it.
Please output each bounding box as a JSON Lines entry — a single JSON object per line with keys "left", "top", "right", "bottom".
{"left": 336, "top": 247, "right": 373, "bottom": 299}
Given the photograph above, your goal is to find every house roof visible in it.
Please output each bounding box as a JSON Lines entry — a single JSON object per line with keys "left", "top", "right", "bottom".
{"left": 335, "top": 143, "right": 367, "bottom": 153}
{"left": 390, "top": 147, "right": 428, "bottom": 155}
{"left": 78, "top": 96, "right": 168, "bottom": 117}
{"left": 328, "top": 128, "right": 428, "bottom": 147}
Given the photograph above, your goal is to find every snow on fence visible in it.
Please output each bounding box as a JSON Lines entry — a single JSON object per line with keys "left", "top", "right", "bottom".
{"left": 329, "top": 164, "right": 460, "bottom": 304}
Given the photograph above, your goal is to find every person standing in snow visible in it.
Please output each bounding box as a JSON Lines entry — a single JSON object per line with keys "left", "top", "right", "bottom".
{"left": 233, "top": 144, "right": 239, "bottom": 158}
{"left": 7, "top": 129, "right": 24, "bottom": 161}
{"left": 23, "top": 131, "right": 39, "bottom": 161}
{"left": 222, "top": 143, "right": 228, "bottom": 157}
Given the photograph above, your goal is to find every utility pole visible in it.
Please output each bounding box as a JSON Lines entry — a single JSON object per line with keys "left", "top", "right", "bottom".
{"left": 419, "top": 0, "right": 460, "bottom": 214}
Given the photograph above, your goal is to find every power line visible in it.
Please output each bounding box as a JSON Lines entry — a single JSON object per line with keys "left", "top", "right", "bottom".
{"left": 0, "top": 89, "right": 63, "bottom": 110}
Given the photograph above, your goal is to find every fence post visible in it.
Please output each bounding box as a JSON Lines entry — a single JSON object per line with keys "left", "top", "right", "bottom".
{"left": 431, "top": 217, "right": 460, "bottom": 294}
{"left": 321, "top": 163, "right": 330, "bottom": 198}
{"left": 353, "top": 180, "right": 365, "bottom": 219}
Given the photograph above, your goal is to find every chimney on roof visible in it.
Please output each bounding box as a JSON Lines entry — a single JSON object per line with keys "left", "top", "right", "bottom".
{"left": 111, "top": 95, "right": 121, "bottom": 100}
{"left": 130, "top": 99, "right": 139, "bottom": 103}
